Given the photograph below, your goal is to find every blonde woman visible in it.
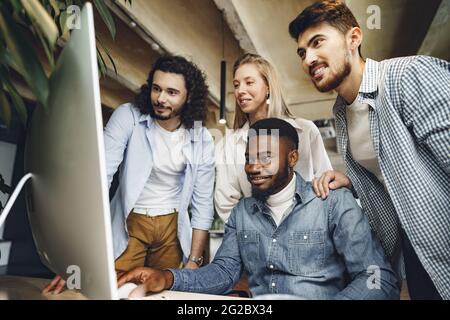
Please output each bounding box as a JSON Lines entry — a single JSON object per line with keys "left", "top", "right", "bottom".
{"left": 215, "top": 53, "right": 332, "bottom": 222}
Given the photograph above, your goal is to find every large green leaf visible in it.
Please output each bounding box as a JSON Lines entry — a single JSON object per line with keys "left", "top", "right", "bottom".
{"left": 7, "top": 87, "right": 28, "bottom": 126}
{"left": 0, "top": 89, "right": 12, "bottom": 128}
{"left": 0, "top": 7, "right": 49, "bottom": 109}
{"left": 93, "top": 0, "right": 116, "bottom": 40}
{"left": 21, "top": 0, "right": 59, "bottom": 51}
{"left": 96, "top": 46, "right": 107, "bottom": 77}
{"left": 48, "top": 0, "right": 61, "bottom": 16}
{"left": 58, "top": 10, "right": 70, "bottom": 41}
{"left": 0, "top": 0, "right": 130, "bottom": 125}
{"left": 0, "top": 67, "right": 28, "bottom": 125}
{"left": 0, "top": 49, "right": 17, "bottom": 71}
{"left": 8, "top": 0, "right": 23, "bottom": 13}
{"left": 34, "top": 22, "right": 56, "bottom": 69}
{"left": 97, "top": 36, "right": 117, "bottom": 75}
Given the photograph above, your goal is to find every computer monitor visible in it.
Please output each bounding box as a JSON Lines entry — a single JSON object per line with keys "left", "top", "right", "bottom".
{"left": 24, "top": 2, "right": 117, "bottom": 300}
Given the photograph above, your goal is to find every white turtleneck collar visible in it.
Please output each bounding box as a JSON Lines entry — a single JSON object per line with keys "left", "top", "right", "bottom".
{"left": 266, "top": 173, "right": 296, "bottom": 226}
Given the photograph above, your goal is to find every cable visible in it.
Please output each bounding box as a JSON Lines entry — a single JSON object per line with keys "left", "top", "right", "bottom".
{"left": 0, "top": 173, "right": 33, "bottom": 228}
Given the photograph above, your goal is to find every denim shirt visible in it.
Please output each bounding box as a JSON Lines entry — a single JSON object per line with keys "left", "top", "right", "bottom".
{"left": 104, "top": 103, "right": 215, "bottom": 260}
{"left": 170, "top": 173, "right": 399, "bottom": 299}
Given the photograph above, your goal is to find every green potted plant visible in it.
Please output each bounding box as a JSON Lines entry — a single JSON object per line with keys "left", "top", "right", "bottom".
{"left": 0, "top": 0, "right": 131, "bottom": 127}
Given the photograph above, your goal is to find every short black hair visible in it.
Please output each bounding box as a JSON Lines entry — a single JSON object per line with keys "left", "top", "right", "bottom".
{"left": 135, "top": 55, "right": 208, "bottom": 129}
{"left": 288, "top": 0, "right": 362, "bottom": 58}
{"left": 248, "top": 118, "right": 299, "bottom": 150}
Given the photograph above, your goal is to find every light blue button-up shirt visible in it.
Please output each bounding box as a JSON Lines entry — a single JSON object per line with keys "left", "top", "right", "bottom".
{"left": 103, "top": 103, "right": 215, "bottom": 260}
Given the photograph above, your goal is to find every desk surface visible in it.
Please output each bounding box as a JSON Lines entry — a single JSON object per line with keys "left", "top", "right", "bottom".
{"left": 0, "top": 276, "right": 86, "bottom": 300}
{"left": 0, "top": 276, "right": 245, "bottom": 300}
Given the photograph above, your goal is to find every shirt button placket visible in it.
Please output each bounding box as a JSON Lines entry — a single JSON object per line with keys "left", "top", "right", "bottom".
{"left": 270, "top": 280, "right": 277, "bottom": 293}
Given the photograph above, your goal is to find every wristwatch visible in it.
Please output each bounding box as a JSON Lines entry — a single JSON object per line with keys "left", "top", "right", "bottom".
{"left": 188, "top": 255, "right": 204, "bottom": 266}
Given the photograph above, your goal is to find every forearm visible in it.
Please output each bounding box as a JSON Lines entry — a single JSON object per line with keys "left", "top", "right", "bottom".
{"left": 334, "top": 268, "right": 399, "bottom": 300}
{"left": 162, "top": 270, "right": 174, "bottom": 289}
{"left": 189, "top": 228, "right": 209, "bottom": 258}
{"left": 169, "top": 258, "right": 241, "bottom": 295}
{"left": 171, "top": 209, "right": 243, "bottom": 295}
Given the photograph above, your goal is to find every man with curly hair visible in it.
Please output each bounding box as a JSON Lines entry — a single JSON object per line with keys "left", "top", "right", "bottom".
{"left": 43, "top": 55, "right": 215, "bottom": 294}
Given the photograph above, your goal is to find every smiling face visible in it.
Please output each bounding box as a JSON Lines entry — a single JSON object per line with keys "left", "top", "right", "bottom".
{"left": 245, "top": 134, "right": 297, "bottom": 202}
{"left": 233, "top": 63, "right": 269, "bottom": 116}
{"left": 296, "top": 22, "right": 352, "bottom": 93}
{"left": 150, "top": 70, "right": 188, "bottom": 121}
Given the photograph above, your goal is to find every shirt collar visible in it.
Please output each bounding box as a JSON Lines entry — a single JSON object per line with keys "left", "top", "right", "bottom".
{"left": 139, "top": 113, "right": 201, "bottom": 142}
{"left": 333, "top": 58, "right": 380, "bottom": 114}
{"left": 236, "top": 121, "right": 250, "bottom": 143}
{"left": 360, "top": 58, "right": 379, "bottom": 94}
{"left": 249, "top": 172, "right": 316, "bottom": 214}
{"left": 139, "top": 113, "right": 152, "bottom": 127}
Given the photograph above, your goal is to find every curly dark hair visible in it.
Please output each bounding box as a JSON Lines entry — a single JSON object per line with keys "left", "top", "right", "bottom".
{"left": 135, "top": 55, "right": 208, "bottom": 129}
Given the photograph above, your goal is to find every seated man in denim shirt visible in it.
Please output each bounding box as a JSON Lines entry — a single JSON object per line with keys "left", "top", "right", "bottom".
{"left": 118, "top": 118, "right": 399, "bottom": 300}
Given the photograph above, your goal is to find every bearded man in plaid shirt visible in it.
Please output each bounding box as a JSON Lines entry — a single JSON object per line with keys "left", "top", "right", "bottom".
{"left": 289, "top": 0, "right": 449, "bottom": 300}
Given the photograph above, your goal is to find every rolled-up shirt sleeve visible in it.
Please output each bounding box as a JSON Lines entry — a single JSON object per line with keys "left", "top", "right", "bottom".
{"left": 170, "top": 206, "right": 243, "bottom": 294}
{"left": 189, "top": 129, "right": 215, "bottom": 231}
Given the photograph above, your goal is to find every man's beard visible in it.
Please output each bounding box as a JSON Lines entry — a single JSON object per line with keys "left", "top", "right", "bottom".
{"left": 252, "top": 165, "right": 290, "bottom": 203}
{"left": 152, "top": 105, "right": 180, "bottom": 121}
{"left": 154, "top": 113, "right": 173, "bottom": 121}
{"left": 313, "top": 56, "right": 351, "bottom": 93}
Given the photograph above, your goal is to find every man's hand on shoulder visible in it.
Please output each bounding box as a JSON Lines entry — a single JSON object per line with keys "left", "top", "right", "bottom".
{"left": 312, "top": 170, "right": 352, "bottom": 199}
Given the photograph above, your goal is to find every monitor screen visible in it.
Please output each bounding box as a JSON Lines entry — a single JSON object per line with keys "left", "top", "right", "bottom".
{"left": 24, "top": 3, "right": 117, "bottom": 300}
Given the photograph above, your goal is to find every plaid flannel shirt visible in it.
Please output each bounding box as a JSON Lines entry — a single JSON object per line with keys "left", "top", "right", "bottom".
{"left": 333, "top": 56, "right": 450, "bottom": 299}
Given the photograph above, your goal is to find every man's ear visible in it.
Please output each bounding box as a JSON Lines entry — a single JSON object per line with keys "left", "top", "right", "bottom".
{"left": 288, "top": 149, "right": 299, "bottom": 168}
{"left": 347, "top": 27, "right": 363, "bottom": 55}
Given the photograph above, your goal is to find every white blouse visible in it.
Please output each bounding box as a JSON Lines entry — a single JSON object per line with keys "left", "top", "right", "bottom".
{"left": 214, "top": 118, "right": 333, "bottom": 222}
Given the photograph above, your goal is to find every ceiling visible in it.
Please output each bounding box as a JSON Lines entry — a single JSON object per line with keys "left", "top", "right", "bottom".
{"left": 105, "top": 0, "right": 449, "bottom": 122}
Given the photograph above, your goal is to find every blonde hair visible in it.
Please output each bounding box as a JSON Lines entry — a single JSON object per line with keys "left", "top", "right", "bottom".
{"left": 232, "top": 53, "right": 294, "bottom": 129}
